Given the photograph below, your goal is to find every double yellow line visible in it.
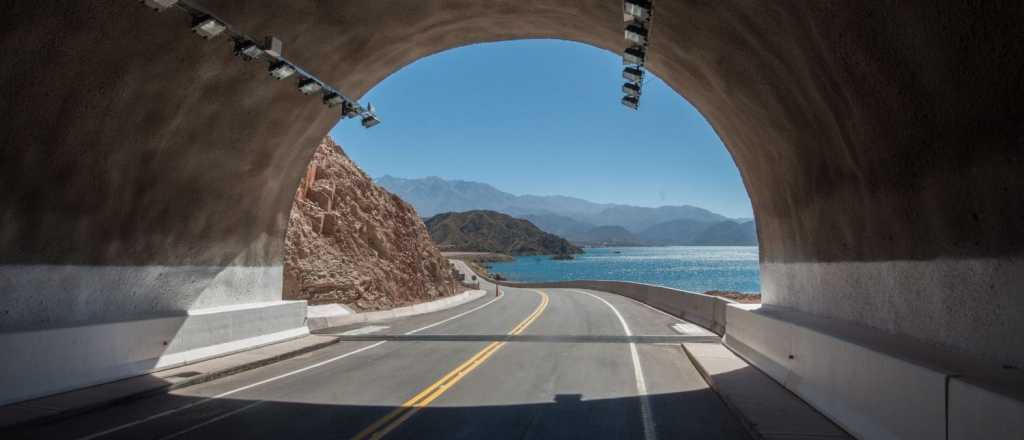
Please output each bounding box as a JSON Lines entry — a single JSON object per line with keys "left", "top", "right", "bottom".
{"left": 353, "top": 290, "right": 550, "bottom": 440}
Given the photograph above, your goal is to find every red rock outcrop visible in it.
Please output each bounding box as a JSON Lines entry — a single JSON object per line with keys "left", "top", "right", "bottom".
{"left": 284, "top": 137, "right": 457, "bottom": 311}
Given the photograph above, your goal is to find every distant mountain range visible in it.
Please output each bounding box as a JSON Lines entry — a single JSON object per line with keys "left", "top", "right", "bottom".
{"left": 424, "top": 210, "right": 582, "bottom": 256}
{"left": 377, "top": 175, "right": 757, "bottom": 246}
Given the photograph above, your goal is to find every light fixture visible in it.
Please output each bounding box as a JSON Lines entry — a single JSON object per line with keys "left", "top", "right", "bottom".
{"left": 268, "top": 61, "right": 296, "bottom": 79}
{"left": 323, "top": 93, "right": 345, "bottom": 108}
{"left": 621, "top": 96, "right": 640, "bottom": 110}
{"left": 623, "top": 1, "right": 651, "bottom": 21}
{"left": 262, "top": 36, "right": 283, "bottom": 58}
{"left": 618, "top": 1, "right": 654, "bottom": 110}
{"left": 622, "top": 82, "right": 641, "bottom": 97}
{"left": 145, "top": 1, "right": 381, "bottom": 127}
{"left": 297, "top": 78, "right": 322, "bottom": 95}
{"left": 341, "top": 101, "right": 360, "bottom": 118}
{"left": 624, "top": 23, "right": 649, "bottom": 45}
{"left": 623, "top": 46, "right": 646, "bottom": 65}
{"left": 623, "top": 66, "right": 644, "bottom": 82}
{"left": 361, "top": 114, "right": 381, "bottom": 129}
{"left": 234, "top": 41, "right": 263, "bottom": 60}
{"left": 192, "top": 17, "right": 226, "bottom": 39}
{"left": 141, "top": 0, "right": 179, "bottom": 11}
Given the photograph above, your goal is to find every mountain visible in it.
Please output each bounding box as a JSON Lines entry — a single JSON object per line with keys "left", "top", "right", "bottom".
{"left": 520, "top": 213, "right": 596, "bottom": 238}
{"left": 585, "top": 205, "right": 728, "bottom": 233}
{"left": 690, "top": 220, "right": 758, "bottom": 245}
{"left": 424, "top": 210, "right": 582, "bottom": 256}
{"left": 284, "top": 138, "right": 456, "bottom": 311}
{"left": 637, "top": 219, "right": 758, "bottom": 246}
{"left": 569, "top": 225, "right": 646, "bottom": 246}
{"left": 507, "top": 194, "right": 613, "bottom": 216}
{"left": 636, "top": 219, "right": 711, "bottom": 245}
{"left": 374, "top": 176, "right": 516, "bottom": 217}
{"left": 376, "top": 175, "right": 737, "bottom": 233}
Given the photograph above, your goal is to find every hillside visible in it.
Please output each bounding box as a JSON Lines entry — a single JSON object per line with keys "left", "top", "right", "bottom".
{"left": 637, "top": 219, "right": 757, "bottom": 246}
{"left": 377, "top": 176, "right": 730, "bottom": 231}
{"left": 689, "top": 220, "right": 758, "bottom": 245}
{"left": 378, "top": 175, "right": 756, "bottom": 245}
{"left": 375, "top": 176, "right": 515, "bottom": 217}
{"left": 591, "top": 205, "right": 727, "bottom": 233}
{"left": 425, "top": 210, "right": 583, "bottom": 256}
{"left": 521, "top": 213, "right": 595, "bottom": 238}
{"left": 637, "top": 219, "right": 712, "bottom": 245}
{"left": 567, "top": 225, "right": 646, "bottom": 246}
{"left": 284, "top": 138, "right": 457, "bottom": 311}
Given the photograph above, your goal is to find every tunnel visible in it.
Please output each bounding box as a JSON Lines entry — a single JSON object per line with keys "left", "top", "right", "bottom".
{"left": 1, "top": 0, "right": 1022, "bottom": 437}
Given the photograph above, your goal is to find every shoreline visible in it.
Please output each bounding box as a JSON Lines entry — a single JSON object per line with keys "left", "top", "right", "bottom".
{"left": 480, "top": 247, "right": 761, "bottom": 303}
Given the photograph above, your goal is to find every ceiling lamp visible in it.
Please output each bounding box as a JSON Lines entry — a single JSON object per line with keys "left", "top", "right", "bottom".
{"left": 623, "top": 1, "right": 651, "bottom": 21}
{"left": 361, "top": 114, "right": 381, "bottom": 129}
{"left": 234, "top": 41, "right": 263, "bottom": 60}
{"left": 623, "top": 66, "right": 644, "bottom": 82}
{"left": 141, "top": 0, "right": 179, "bottom": 11}
{"left": 622, "top": 82, "right": 642, "bottom": 97}
{"left": 268, "top": 62, "right": 296, "bottom": 80}
{"left": 297, "top": 78, "right": 322, "bottom": 95}
{"left": 323, "top": 93, "right": 345, "bottom": 108}
{"left": 621, "top": 96, "right": 640, "bottom": 110}
{"left": 192, "top": 17, "right": 226, "bottom": 39}
{"left": 623, "top": 46, "right": 646, "bottom": 65}
{"left": 624, "top": 23, "right": 649, "bottom": 45}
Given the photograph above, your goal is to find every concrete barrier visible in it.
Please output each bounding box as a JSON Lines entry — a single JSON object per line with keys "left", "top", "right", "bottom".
{"left": 0, "top": 300, "right": 308, "bottom": 405}
{"left": 464, "top": 267, "right": 1024, "bottom": 439}
{"left": 306, "top": 289, "right": 487, "bottom": 331}
{"left": 724, "top": 304, "right": 947, "bottom": 439}
{"left": 499, "top": 280, "right": 732, "bottom": 335}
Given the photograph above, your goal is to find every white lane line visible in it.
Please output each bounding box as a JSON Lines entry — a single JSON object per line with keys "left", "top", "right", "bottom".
{"left": 569, "top": 289, "right": 657, "bottom": 440}
{"left": 572, "top": 287, "right": 719, "bottom": 337}
{"left": 403, "top": 291, "right": 502, "bottom": 335}
{"left": 75, "top": 291, "right": 506, "bottom": 440}
{"left": 74, "top": 341, "right": 385, "bottom": 440}
{"left": 576, "top": 287, "right": 684, "bottom": 323}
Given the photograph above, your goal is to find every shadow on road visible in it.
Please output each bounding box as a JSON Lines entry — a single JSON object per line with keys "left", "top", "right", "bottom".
{"left": 7, "top": 387, "right": 752, "bottom": 439}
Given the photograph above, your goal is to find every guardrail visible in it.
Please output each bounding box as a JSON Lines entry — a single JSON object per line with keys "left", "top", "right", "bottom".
{"left": 449, "top": 259, "right": 733, "bottom": 336}
{"left": 497, "top": 280, "right": 733, "bottom": 336}
{"left": 449, "top": 258, "right": 1024, "bottom": 439}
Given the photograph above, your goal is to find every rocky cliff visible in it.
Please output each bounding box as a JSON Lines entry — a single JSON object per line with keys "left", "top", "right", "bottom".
{"left": 284, "top": 137, "right": 456, "bottom": 311}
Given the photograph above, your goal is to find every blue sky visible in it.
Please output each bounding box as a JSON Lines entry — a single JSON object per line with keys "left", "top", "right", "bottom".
{"left": 331, "top": 40, "right": 752, "bottom": 218}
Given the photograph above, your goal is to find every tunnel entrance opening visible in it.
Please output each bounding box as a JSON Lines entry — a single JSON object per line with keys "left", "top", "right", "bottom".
{"left": 284, "top": 39, "right": 759, "bottom": 312}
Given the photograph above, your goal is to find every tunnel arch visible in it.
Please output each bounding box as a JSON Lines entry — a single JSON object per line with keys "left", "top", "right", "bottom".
{"left": 2, "top": 0, "right": 1023, "bottom": 411}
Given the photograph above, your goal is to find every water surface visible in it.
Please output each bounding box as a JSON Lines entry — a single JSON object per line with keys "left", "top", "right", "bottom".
{"left": 488, "top": 246, "right": 760, "bottom": 293}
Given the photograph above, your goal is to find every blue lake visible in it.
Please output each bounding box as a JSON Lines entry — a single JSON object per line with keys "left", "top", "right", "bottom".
{"left": 488, "top": 246, "right": 760, "bottom": 293}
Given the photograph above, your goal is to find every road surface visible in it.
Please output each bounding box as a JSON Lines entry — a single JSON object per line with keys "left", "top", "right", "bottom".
{"left": 12, "top": 262, "right": 748, "bottom": 439}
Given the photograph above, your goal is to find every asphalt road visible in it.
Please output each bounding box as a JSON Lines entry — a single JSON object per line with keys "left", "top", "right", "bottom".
{"left": 13, "top": 262, "right": 748, "bottom": 439}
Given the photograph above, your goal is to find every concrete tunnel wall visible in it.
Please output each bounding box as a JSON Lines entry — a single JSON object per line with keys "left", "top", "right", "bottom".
{"left": 1, "top": 0, "right": 1022, "bottom": 383}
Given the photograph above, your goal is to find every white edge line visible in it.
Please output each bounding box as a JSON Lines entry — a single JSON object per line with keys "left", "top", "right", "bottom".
{"left": 76, "top": 291, "right": 505, "bottom": 440}
{"left": 404, "top": 290, "right": 502, "bottom": 335}
{"left": 576, "top": 287, "right": 684, "bottom": 323}
{"left": 568, "top": 289, "right": 657, "bottom": 440}
{"left": 571, "top": 288, "right": 719, "bottom": 338}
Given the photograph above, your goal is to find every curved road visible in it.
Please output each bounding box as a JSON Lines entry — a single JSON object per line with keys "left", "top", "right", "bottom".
{"left": 14, "top": 263, "right": 748, "bottom": 439}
